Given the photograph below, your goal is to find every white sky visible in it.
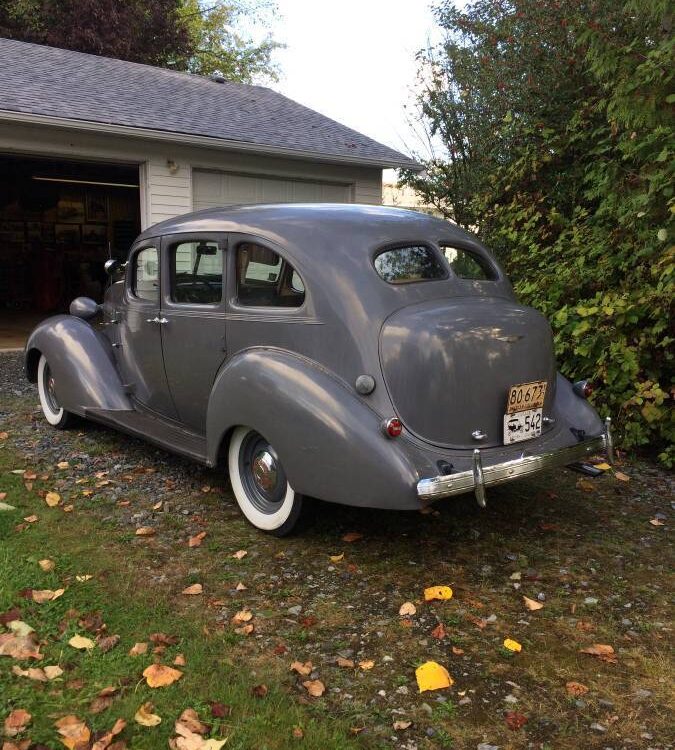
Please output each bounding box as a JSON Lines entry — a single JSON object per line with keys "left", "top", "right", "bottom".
{"left": 268, "top": 0, "right": 443, "bottom": 177}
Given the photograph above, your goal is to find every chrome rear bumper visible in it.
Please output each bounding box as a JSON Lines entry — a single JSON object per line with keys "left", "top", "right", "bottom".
{"left": 417, "top": 417, "right": 613, "bottom": 506}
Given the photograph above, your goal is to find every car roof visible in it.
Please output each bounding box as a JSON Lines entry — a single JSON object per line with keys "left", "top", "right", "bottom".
{"left": 136, "top": 204, "right": 477, "bottom": 252}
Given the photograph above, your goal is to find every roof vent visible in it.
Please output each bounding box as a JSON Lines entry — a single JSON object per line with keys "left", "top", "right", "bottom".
{"left": 209, "top": 74, "right": 226, "bottom": 84}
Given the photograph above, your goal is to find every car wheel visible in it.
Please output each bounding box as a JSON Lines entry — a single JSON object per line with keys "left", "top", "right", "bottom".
{"left": 37, "top": 355, "right": 73, "bottom": 429}
{"left": 228, "top": 426, "right": 303, "bottom": 536}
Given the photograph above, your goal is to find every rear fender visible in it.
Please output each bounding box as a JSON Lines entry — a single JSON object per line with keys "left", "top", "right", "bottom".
{"left": 206, "top": 349, "right": 431, "bottom": 509}
{"left": 25, "top": 315, "right": 131, "bottom": 414}
{"left": 552, "top": 373, "right": 604, "bottom": 437}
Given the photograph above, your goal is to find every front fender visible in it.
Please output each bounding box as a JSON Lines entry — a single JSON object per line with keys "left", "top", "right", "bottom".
{"left": 206, "top": 348, "right": 433, "bottom": 510}
{"left": 25, "top": 315, "right": 131, "bottom": 414}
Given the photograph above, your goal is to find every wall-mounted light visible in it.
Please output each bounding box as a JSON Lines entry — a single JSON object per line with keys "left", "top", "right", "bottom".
{"left": 166, "top": 160, "right": 179, "bottom": 175}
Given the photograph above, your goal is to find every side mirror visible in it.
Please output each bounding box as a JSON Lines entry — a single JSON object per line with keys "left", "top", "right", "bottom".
{"left": 70, "top": 297, "right": 100, "bottom": 320}
{"left": 104, "top": 258, "right": 124, "bottom": 276}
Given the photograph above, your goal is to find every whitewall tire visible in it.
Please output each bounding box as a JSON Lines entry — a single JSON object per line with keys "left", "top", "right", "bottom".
{"left": 37, "top": 355, "right": 72, "bottom": 429}
{"left": 228, "top": 426, "right": 302, "bottom": 536}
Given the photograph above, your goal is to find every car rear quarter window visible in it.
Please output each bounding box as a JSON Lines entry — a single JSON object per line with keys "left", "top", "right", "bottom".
{"left": 374, "top": 245, "right": 447, "bottom": 284}
{"left": 236, "top": 242, "right": 305, "bottom": 307}
{"left": 441, "top": 245, "right": 496, "bottom": 280}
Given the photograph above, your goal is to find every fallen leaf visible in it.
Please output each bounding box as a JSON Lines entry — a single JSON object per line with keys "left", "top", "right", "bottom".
{"left": 135, "top": 702, "right": 162, "bottom": 727}
{"left": 415, "top": 661, "right": 453, "bottom": 692}
{"left": 431, "top": 623, "right": 447, "bottom": 640}
{"left": 12, "top": 665, "right": 47, "bottom": 681}
{"left": 0, "top": 501, "right": 16, "bottom": 511}
{"left": 135, "top": 527, "right": 155, "bottom": 536}
{"left": 68, "top": 634, "right": 95, "bottom": 650}
{"left": 467, "top": 614, "right": 487, "bottom": 629}
{"left": 176, "top": 708, "right": 208, "bottom": 736}
{"left": 129, "top": 642, "right": 148, "bottom": 656}
{"left": 45, "top": 492, "right": 61, "bottom": 507}
{"left": 290, "top": 660, "right": 313, "bottom": 676}
{"left": 174, "top": 653, "right": 186, "bottom": 666}
{"left": 566, "top": 681, "right": 589, "bottom": 696}
{"left": 302, "top": 679, "right": 325, "bottom": 697}
{"left": 358, "top": 659, "right": 375, "bottom": 670}
{"left": 594, "top": 462, "right": 611, "bottom": 470}
{"left": 235, "top": 582, "right": 247, "bottom": 591}
{"left": 152, "top": 501, "right": 163, "bottom": 510}
{"left": 342, "top": 531, "right": 363, "bottom": 543}
{"left": 336, "top": 657, "right": 354, "bottom": 668}
{"left": 399, "top": 602, "right": 416, "bottom": 616}
{"left": 45, "top": 665, "right": 64, "bottom": 679}
{"left": 75, "top": 575, "right": 93, "bottom": 582}
{"left": 231, "top": 609, "right": 252, "bottom": 624}
{"left": 649, "top": 518, "right": 665, "bottom": 526}
{"left": 23, "top": 472, "right": 37, "bottom": 480}
{"left": 0, "top": 632, "right": 41, "bottom": 660}
{"left": 91, "top": 717, "right": 126, "bottom": 750}
{"left": 424, "top": 585, "right": 453, "bottom": 601}
{"left": 181, "top": 583, "right": 203, "bottom": 595}
{"left": 393, "top": 720, "right": 412, "bottom": 730}
{"left": 97, "top": 634, "right": 120, "bottom": 653}
{"left": 505, "top": 711, "right": 528, "bottom": 730}
{"left": 57, "top": 461, "right": 70, "bottom": 469}
{"left": 232, "top": 549, "right": 247, "bottom": 559}
{"left": 188, "top": 531, "right": 207, "bottom": 548}
{"left": 329, "top": 553, "right": 344, "bottom": 563}
{"left": 523, "top": 596, "right": 544, "bottom": 611}
{"left": 251, "top": 683, "right": 268, "bottom": 698}
{"left": 32, "top": 588, "right": 65, "bottom": 603}
{"left": 143, "top": 663, "right": 183, "bottom": 687}
{"left": 300, "top": 615, "right": 317, "bottom": 628}
{"left": 89, "top": 694, "right": 114, "bottom": 714}
{"left": 54, "top": 714, "right": 90, "bottom": 749}
{"left": 38, "top": 559, "right": 55, "bottom": 572}
{"left": 234, "top": 623, "right": 254, "bottom": 635}
{"left": 4, "top": 709, "right": 31, "bottom": 737}
{"left": 273, "top": 643, "right": 288, "bottom": 655}
{"left": 577, "top": 478, "right": 596, "bottom": 492}
{"left": 580, "top": 644, "right": 617, "bottom": 662}
{"left": 210, "top": 702, "right": 231, "bottom": 718}
{"left": 614, "top": 471, "right": 630, "bottom": 482}
{"left": 503, "top": 638, "right": 522, "bottom": 653}
{"left": 451, "top": 645, "right": 464, "bottom": 655}
{"left": 23, "top": 515, "right": 38, "bottom": 523}
{"left": 149, "top": 632, "right": 178, "bottom": 645}
{"left": 292, "top": 726, "right": 304, "bottom": 739}
{"left": 0, "top": 431, "right": 8, "bottom": 439}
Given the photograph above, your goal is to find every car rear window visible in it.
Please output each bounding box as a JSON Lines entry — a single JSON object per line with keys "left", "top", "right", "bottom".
{"left": 440, "top": 245, "right": 496, "bottom": 280}
{"left": 374, "top": 245, "right": 447, "bottom": 284}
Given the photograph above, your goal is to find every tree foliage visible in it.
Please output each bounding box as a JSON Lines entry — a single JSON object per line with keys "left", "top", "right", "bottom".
{"left": 0, "top": 0, "right": 279, "bottom": 82}
{"left": 403, "top": 0, "right": 674, "bottom": 463}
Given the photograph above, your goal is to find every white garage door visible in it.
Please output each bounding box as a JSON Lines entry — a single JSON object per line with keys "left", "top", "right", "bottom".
{"left": 193, "top": 169, "right": 352, "bottom": 210}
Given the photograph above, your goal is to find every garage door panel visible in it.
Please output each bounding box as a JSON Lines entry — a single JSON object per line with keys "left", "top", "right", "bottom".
{"left": 193, "top": 169, "right": 351, "bottom": 210}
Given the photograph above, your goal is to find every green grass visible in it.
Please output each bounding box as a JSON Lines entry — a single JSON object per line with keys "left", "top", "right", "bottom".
{"left": 0, "top": 455, "right": 371, "bottom": 750}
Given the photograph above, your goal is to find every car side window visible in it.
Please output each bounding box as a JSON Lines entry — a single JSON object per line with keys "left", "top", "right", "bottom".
{"left": 170, "top": 241, "right": 222, "bottom": 304}
{"left": 132, "top": 247, "right": 159, "bottom": 302}
{"left": 236, "top": 242, "right": 305, "bottom": 307}
{"left": 440, "top": 245, "right": 496, "bottom": 280}
{"left": 374, "top": 244, "right": 447, "bottom": 284}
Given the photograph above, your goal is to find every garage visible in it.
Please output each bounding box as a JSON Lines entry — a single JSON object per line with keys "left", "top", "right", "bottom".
{"left": 193, "top": 169, "right": 352, "bottom": 210}
{"left": 0, "top": 154, "right": 140, "bottom": 347}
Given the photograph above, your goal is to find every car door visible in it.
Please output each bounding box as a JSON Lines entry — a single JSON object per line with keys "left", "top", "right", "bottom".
{"left": 159, "top": 233, "right": 228, "bottom": 433}
{"left": 116, "top": 239, "right": 178, "bottom": 418}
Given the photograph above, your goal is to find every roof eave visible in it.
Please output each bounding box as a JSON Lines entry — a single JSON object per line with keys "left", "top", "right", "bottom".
{"left": 0, "top": 110, "right": 423, "bottom": 171}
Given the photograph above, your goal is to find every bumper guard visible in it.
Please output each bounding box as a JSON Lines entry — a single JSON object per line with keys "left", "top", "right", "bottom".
{"left": 417, "top": 417, "right": 613, "bottom": 506}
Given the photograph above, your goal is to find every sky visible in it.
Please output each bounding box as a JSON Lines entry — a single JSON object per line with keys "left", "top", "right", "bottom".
{"left": 267, "top": 0, "right": 444, "bottom": 177}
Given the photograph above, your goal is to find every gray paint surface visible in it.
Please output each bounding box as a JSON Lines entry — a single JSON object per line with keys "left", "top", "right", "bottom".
{"left": 25, "top": 204, "right": 605, "bottom": 511}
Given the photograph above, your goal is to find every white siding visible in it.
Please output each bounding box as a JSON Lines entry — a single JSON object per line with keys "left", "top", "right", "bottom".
{"left": 145, "top": 158, "right": 192, "bottom": 226}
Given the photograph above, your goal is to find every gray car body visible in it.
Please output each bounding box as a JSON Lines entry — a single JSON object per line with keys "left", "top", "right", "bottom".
{"left": 25, "top": 204, "right": 605, "bottom": 510}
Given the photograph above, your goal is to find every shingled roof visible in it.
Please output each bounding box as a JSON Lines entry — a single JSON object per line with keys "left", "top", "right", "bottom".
{"left": 0, "top": 38, "right": 418, "bottom": 169}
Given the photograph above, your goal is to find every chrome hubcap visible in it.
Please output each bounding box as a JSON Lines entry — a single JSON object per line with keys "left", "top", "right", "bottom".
{"left": 239, "top": 431, "right": 287, "bottom": 514}
{"left": 43, "top": 364, "right": 60, "bottom": 412}
{"left": 252, "top": 449, "right": 278, "bottom": 494}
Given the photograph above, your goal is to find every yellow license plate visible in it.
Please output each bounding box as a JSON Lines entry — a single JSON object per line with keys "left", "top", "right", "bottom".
{"left": 506, "top": 380, "right": 547, "bottom": 414}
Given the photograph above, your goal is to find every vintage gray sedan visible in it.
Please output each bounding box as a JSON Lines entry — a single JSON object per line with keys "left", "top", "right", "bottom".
{"left": 25, "top": 204, "right": 613, "bottom": 535}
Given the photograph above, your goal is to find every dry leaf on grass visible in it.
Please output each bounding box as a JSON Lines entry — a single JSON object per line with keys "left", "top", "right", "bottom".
{"left": 135, "top": 527, "right": 156, "bottom": 536}
{"left": 38, "top": 559, "right": 55, "bottom": 572}
{"left": 174, "top": 653, "right": 186, "bottom": 666}
{"left": 31, "top": 588, "right": 65, "bottom": 603}
{"left": 523, "top": 596, "right": 544, "bottom": 611}
{"left": 342, "top": 531, "right": 363, "bottom": 543}
{"left": 292, "top": 726, "right": 304, "bottom": 739}
{"left": 152, "top": 501, "right": 163, "bottom": 510}
{"left": 231, "top": 610, "right": 252, "bottom": 624}
{"left": 580, "top": 644, "right": 617, "bottom": 662}
{"left": 135, "top": 702, "right": 162, "bottom": 727}
{"left": 431, "top": 623, "right": 447, "bottom": 640}
{"left": 649, "top": 518, "right": 665, "bottom": 526}
{"left": 415, "top": 661, "right": 453, "bottom": 692}
{"left": 290, "top": 660, "right": 313, "bottom": 676}
{"left": 399, "top": 602, "right": 416, "bottom": 616}
{"left": 68, "top": 634, "right": 95, "bottom": 650}
{"left": 11, "top": 665, "right": 48, "bottom": 681}
{"left": 181, "top": 583, "right": 203, "bottom": 595}
{"left": 614, "top": 471, "right": 630, "bottom": 481}
{"left": 251, "top": 684, "right": 268, "bottom": 698}
{"left": 129, "top": 642, "right": 148, "bottom": 656}
{"left": 54, "top": 714, "right": 90, "bottom": 749}
{"left": 302, "top": 679, "right": 325, "bottom": 697}
{"left": 235, "top": 581, "right": 247, "bottom": 591}
{"left": 232, "top": 549, "right": 247, "bottom": 559}
{"left": 336, "top": 657, "right": 354, "bottom": 668}
{"left": 329, "top": 553, "right": 344, "bottom": 563}
{"left": 393, "top": 720, "right": 412, "bottom": 731}
{"left": 505, "top": 711, "right": 528, "bottom": 730}
{"left": 234, "top": 623, "right": 254, "bottom": 636}
{"left": 23, "top": 515, "right": 38, "bottom": 523}
{"left": 0, "top": 632, "right": 41, "bottom": 660}
{"left": 358, "top": 659, "right": 375, "bottom": 670}
{"left": 424, "top": 586, "right": 453, "bottom": 601}
{"left": 177, "top": 708, "right": 208, "bottom": 736}
{"left": 76, "top": 575, "right": 93, "bottom": 582}
{"left": 188, "top": 531, "right": 207, "bottom": 548}
{"left": 45, "top": 492, "right": 61, "bottom": 507}
{"left": 4, "top": 709, "right": 31, "bottom": 737}
{"left": 91, "top": 717, "right": 126, "bottom": 750}
{"left": 503, "top": 638, "right": 522, "bottom": 653}
{"left": 566, "top": 681, "right": 589, "bottom": 696}
{"left": 97, "top": 634, "right": 120, "bottom": 653}
{"left": 451, "top": 645, "right": 464, "bottom": 655}
{"left": 44, "top": 664, "right": 64, "bottom": 679}
{"left": 143, "top": 663, "right": 183, "bottom": 687}
{"left": 57, "top": 461, "right": 69, "bottom": 469}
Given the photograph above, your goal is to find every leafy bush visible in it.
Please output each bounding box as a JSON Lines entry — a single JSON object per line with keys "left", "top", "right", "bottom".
{"left": 404, "top": 0, "right": 674, "bottom": 463}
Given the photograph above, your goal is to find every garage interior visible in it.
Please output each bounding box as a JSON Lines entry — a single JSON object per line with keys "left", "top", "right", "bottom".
{"left": 0, "top": 155, "right": 140, "bottom": 349}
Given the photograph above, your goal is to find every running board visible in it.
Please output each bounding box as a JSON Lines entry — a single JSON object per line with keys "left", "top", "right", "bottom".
{"left": 84, "top": 407, "right": 208, "bottom": 464}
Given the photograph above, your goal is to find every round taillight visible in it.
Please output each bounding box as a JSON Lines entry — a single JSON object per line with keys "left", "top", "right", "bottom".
{"left": 383, "top": 417, "right": 403, "bottom": 438}
{"left": 573, "top": 379, "right": 594, "bottom": 399}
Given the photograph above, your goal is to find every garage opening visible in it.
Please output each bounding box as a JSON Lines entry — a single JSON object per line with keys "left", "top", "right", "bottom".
{"left": 0, "top": 155, "right": 140, "bottom": 349}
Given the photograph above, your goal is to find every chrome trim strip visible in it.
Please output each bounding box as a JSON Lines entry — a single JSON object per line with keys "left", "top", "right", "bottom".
{"left": 417, "top": 434, "right": 608, "bottom": 502}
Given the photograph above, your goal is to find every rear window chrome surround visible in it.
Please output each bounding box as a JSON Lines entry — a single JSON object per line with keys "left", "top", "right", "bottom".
{"left": 372, "top": 241, "right": 449, "bottom": 286}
